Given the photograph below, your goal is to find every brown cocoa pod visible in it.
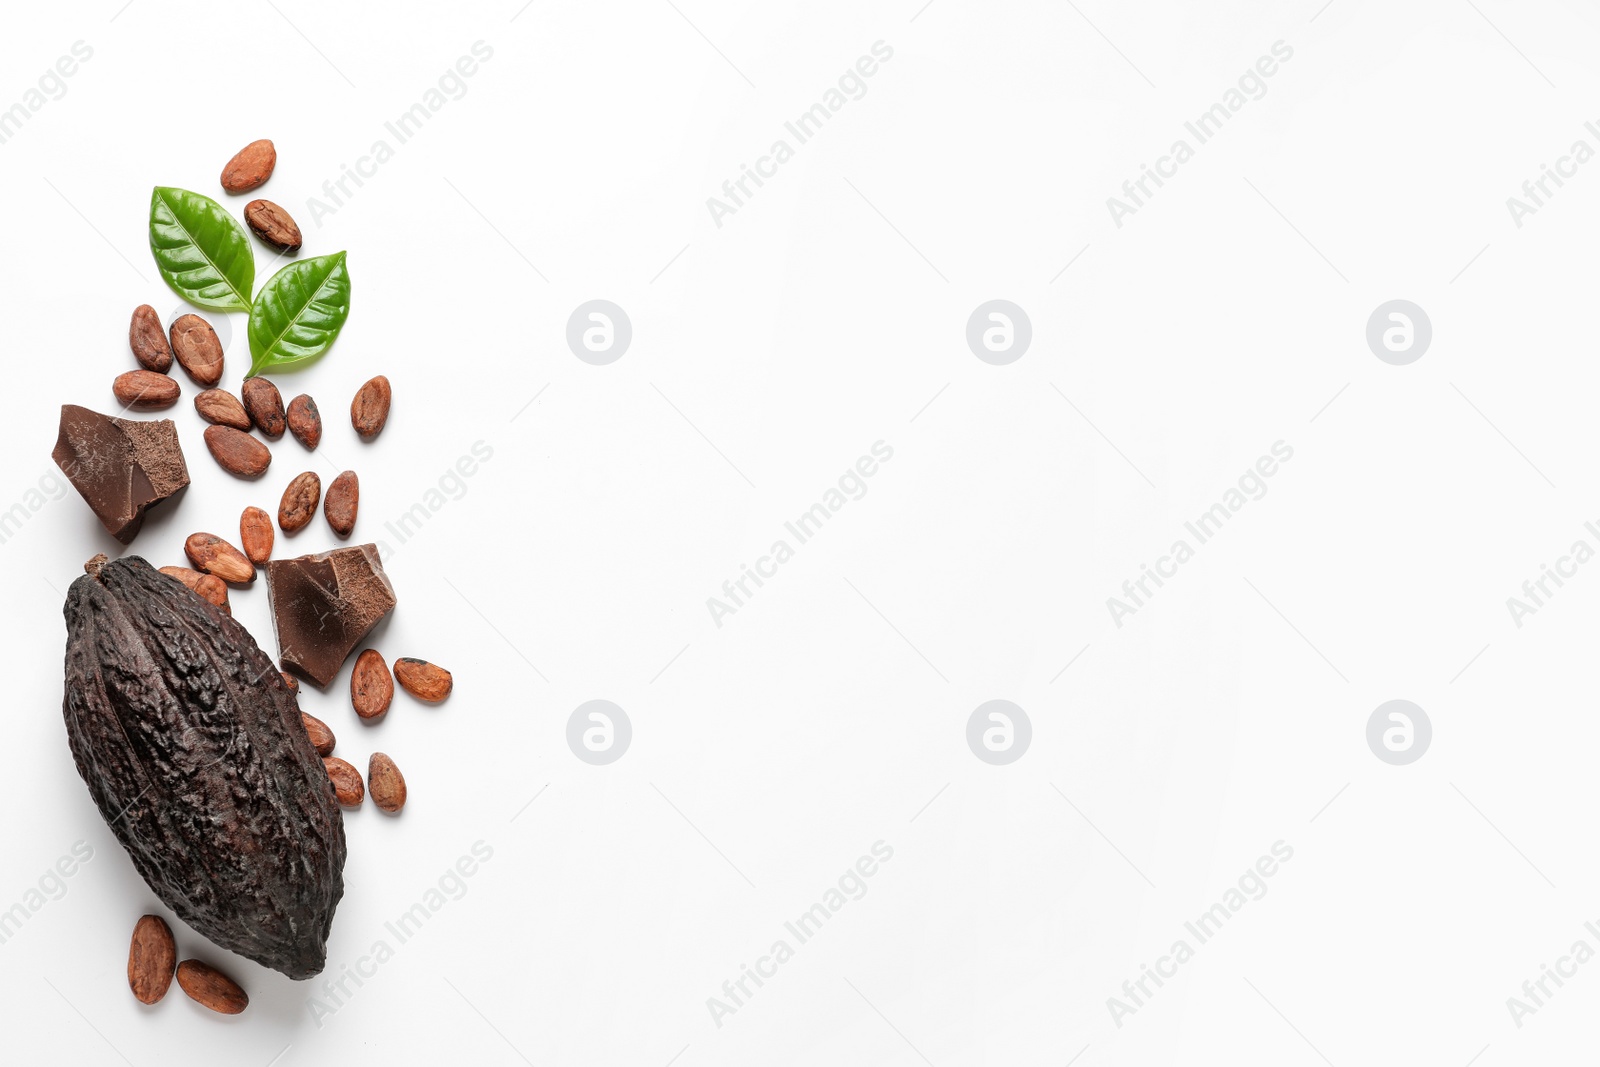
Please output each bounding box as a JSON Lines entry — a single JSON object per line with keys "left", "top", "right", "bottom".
{"left": 240, "top": 506, "right": 274, "bottom": 564}
{"left": 368, "top": 753, "right": 406, "bottom": 814}
{"left": 169, "top": 314, "right": 224, "bottom": 386}
{"left": 324, "top": 757, "right": 364, "bottom": 807}
{"left": 350, "top": 376, "right": 391, "bottom": 438}
{"left": 350, "top": 649, "right": 392, "bottom": 721}
{"left": 221, "top": 138, "right": 275, "bottom": 193}
{"left": 204, "top": 425, "right": 271, "bottom": 478}
{"left": 278, "top": 472, "right": 321, "bottom": 532}
{"left": 324, "top": 471, "right": 358, "bottom": 537}
{"left": 113, "top": 370, "right": 180, "bottom": 410}
{"left": 159, "top": 566, "right": 230, "bottom": 612}
{"left": 286, "top": 394, "right": 322, "bottom": 449}
{"left": 242, "top": 378, "right": 286, "bottom": 438}
{"left": 175, "top": 959, "right": 248, "bottom": 1014}
{"left": 129, "top": 305, "right": 173, "bottom": 372}
{"left": 243, "top": 198, "right": 302, "bottom": 252}
{"left": 127, "top": 914, "right": 177, "bottom": 1005}
{"left": 184, "top": 532, "right": 255, "bottom": 584}
{"left": 393, "top": 659, "right": 453, "bottom": 702}
{"left": 301, "top": 712, "right": 335, "bottom": 757}
{"left": 194, "top": 388, "right": 251, "bottom": 430}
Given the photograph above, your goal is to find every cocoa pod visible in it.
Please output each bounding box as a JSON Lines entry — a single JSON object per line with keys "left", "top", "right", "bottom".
{"left": 324, "top": 757, "right": 364, "bottom": 807}
{"left": 368, "top": 753, "right": 406, "bottom": 814}
{"left": 204, "top": 425, "right": 271, "bottom": 478}
{"left": 278, "top": 472, "right": 321, "bottom": 532}
{"left": 243, "top": 199, "right": 301, "bottom": 252}
{"left": 169, "top": 314, "right": 224, "bottom": 386}
{"left": 159, "top": 565, "right": 230, "bottom": 612}
{"left": 240, "top": 506, "right": 274, "bottom": 564}
{"left": 350, "top": 376, "right": 391, "bottom": 438}
{"left": 184, "top": 532, "right": 255, "bottom": 584}
{"left": 175, "top": 960, "right": 248, "bottom": 1014}
{"left": 324, "top": 471, "right": 358, "bottom": 537}
{"left": 63, "top": 556, "right": 345, "bottom": 979}
{"left": 128, "top": 915, "right": 177, "bottom": 1005}
{"left": 286, "top": 394, "right": 322, "bottom": 449}
{"left": 221, "top": 138, "right": 275, "bottom": 193}
{"left": 393, "top": 659, "right": 453, "bottom": 702}
{"left": 350, "top": 649, "right": 392, "bottom": 721}
{"left": 194, "top": 389, "right": 251, "bottom": 430}
{"left": 301, "top": 712, "right": 335, "bottom": 757}
{"left": 129, "top": 305, "right": 173, "bottom": 372}
{"left": 242, "top": 378, "right": 286, "bottom": 438}
{"left": 113, "top": 370, "right": 180, "bottom": 410}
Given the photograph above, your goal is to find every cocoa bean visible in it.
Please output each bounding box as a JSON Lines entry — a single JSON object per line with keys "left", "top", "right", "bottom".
{"left": 240, "top": 506, "right": 274, "bottom": 564}
{"left": 204, "top": 425, "right": 271, "bottom": 478}
{"left": 159, "top": 565, "right": 230, "bottom": 612}
{"left": 393, "top": 658, "right": 453, "bottom": 702}
{"left": 243, "top": 198, "right": 301, "bottom": 252}
{"left": 242, "top": 378, "right": 285, "bottom": 438}
{"left": 324, "top": 471, "right": 358, "bottom": 537}
{"left": 129, "top": 305, "right": 173, "bottom": 373}
{"left": 350, "top": 649, "right": 392, "bottom": 721}
{"left": 220, "top": 138, "right": 275, "bottom": 193}
{"left": 301, "top": 712, "right": 335, "bottom": 757}
{"left": 184, "top": 532, "right": 255, "bottom": 584}
{"left": 281, "top": 670, "right": 299, "bottom": 693}
{"left": 368, "top": 753, "right": 406, "bottom": 814}
{"left": 350, "top": 376, "right": 391, "bottom": 438}
{"left": 113, "top": 370, "right": 179, "bottom": 410}
{"left": 194, "top": 388, "right": 251, "bottom": 430}
{"left": 324, "top": 757, "right": 364, "bottom": 807}
{"left": 278, "top": 472, "right": 321, "bottom": 532}
{"left": 286, "top": 394, "right": 322, "bottom": 449}
{"left": 175, "top": 959, "right": 248, "bottom": 1014}
{"left": 169, "top": 314, "right": 224, "bottom": 386}
{"left": 127, "top": 914, "right": 177, "bottom": 1005}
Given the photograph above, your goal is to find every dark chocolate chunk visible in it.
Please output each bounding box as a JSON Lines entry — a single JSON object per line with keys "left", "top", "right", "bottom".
{"left": 52, "top": 405, "right": 190, "bottom": 544}
{"left": 266, "top": 545, "right": 396, "bottom": 687}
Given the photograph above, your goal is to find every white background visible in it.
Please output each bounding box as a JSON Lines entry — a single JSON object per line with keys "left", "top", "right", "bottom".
{"left": 1, "top": 0, "right": 1596, "bottom": 1063}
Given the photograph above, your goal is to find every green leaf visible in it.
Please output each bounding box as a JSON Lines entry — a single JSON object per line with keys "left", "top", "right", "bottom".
{"left": 246, "top": 252, "right": 351, "bottom": 377}
{"left": 148, "top": 187, "right": 255, "bottom": 312}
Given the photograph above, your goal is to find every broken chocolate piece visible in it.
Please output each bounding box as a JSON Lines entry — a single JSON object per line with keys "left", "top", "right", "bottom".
{"left": 52, "top": 405, "right": 189, "bottom": 544}
{"left": 266, "top": 544, "right": 396, "bottom": 687}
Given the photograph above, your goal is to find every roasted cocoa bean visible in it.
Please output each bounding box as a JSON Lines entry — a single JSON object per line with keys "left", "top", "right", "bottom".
{"left": 324, "top": 471, "right": 358, "bottom": 537}
{"left": 113, "top": 370, "right": 179, "bottom": 410}
{"left": 301, "top": 712, "right": 335, "bottom": 757}
{"left": 286, "top": 394, "right": 322, "bottom": 449}
{"left": 393, "top": 658, "right": 453, "bottom": 702}
{"left": 242, "top": 378, "right": 285, "bottom": 438}
{"left": 368, "top": 753, "right": 406, "bottom": 814}
{"left": 194, "top": 388, "right": 251, "bottom": 430}
{"left": 243, "top": 198, "right": 301, "bottom": 252}
{"left": 127, "top": 915, "right": 177, "bottom": 1005}
{"left": 129, "top": 305, "right": 173, "bottom": 373}
{"left": 159, "top": 565, "right": 230, "bottom": 611}
{"left": 204, "top": 425, "right": 271, "bottom": 478}
{"left": 175, "top": 960, "right": 248, "bottom": 1014}
{"left": 324, "top": 757, "right": 364, "bottom": 807}
{"left": 350, "top": 649, "right": 392, "bottom": 721}
{"left": 169, "top": 314, "right": 224, "bottom": 386}
{"left": 240, "top": 506, "right": 274, "bottom": 564}
{"left": 278, "top": 472, "right": 321, "bottom": 532}
{"left": 220, "top": 138, "right": 275, "bottom": 193}
{"left": 184, "top": 533, "right": 255, "bottom": 584}
{"left": 350, "top": 376, "right": 391, "bottom": 438}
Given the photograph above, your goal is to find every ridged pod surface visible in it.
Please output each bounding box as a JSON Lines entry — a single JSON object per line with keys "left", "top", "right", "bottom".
{"left": 62, "top": 555, "right": 345, "bottom": 979}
